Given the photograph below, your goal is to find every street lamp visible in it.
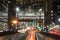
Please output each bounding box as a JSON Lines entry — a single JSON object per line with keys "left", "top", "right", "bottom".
{"left": 39, "top": 8, "right": 43, "bottom": 30}
{"left": 39, "top": 8, "right": 42, "bottom": 12}
{"left": 16, "top": 7, "right": 19, "bottom": 18}
{"left": 16, "top": 7, "right": 19, "bottom": 12}
{"left": 16, "top": 7, "right": 19, "bottom": 30}
{"left": 12, "top": 20, "right": 18, "bottom": 24}
{"left": 58, "top": 18, "right": 60, "bottom": 22}
{"left": 12, "top": 19, "right": 18, "bottom": 30}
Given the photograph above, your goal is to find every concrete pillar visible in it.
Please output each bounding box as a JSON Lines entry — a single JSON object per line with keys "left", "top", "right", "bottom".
{"left": 8, "top": 0, "right": 16, "bottom": 30}
{"left": 43, "top": 0, "right": 52, "bottom": 26}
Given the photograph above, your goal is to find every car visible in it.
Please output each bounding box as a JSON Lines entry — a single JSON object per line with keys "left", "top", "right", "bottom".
{"left": 49, "top": 29, "right": 60, "bottom": 35}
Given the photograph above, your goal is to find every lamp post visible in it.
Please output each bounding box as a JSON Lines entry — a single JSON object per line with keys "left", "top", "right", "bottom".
{"left": 16, "top": 7, "right": 19, "bottom": 18}
{"left": 16, "top": 7, "right": 19, "bottom": 30}
{"left": 39, "top": 8, "right": 42, "bottom": 30}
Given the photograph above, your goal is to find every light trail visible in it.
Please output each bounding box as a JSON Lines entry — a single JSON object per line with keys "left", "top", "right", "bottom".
{"left": 35, "top": 33, "right": 39, "bottom": 40}
{"left": 27, "top": 27, "right": 37, "bottom": 40}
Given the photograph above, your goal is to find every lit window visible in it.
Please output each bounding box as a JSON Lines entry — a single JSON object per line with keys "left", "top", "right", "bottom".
{"left": 51, "top": 17, "right": 53, "bottom": 19}
{"left": 51, "top": 14, "right": 53, "bottom": 16}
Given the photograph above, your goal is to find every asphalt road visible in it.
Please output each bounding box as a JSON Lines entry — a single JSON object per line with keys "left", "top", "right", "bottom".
{"left": 0, "top": 33, "right": 28, "bottom": 40}
{"left": 36, "top": 32, "right": 56, "bottom": 40}
{"left": 0, "top": 32, "right": 58, "bottom": 40}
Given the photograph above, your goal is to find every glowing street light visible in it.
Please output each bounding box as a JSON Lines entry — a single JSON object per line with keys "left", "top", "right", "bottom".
{"left": 16, "top": 7, "right": 19, "bottom": 18}
{"left": 47, "top": 25, "right": 49, "bottom": 27}
{"left": 12, "top": 20, "right": 18, "bottom": 24}
{"left": 16, "top": 7, "right": 19, "bottom": 12}
{"left": 58, "top": 18, "right": 60, "bottom": 22}
{"left": 39, "top": 8, "right": 42, "bottom": 12}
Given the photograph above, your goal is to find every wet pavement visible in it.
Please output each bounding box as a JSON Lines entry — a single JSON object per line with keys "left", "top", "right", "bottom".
{"left": 0, "top": 33, "right": 28, "bottom": 40}
{"left": 0, "top": 32, "right": 59, "bottom": 40}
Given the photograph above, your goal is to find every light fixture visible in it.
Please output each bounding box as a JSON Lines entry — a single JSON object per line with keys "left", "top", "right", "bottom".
{"left": 47, "top": 25, "right": 49, "bottom": 27}
{"left": 58, "top": 18, "right": 60, "bottom": 22}
{"left": 12, "top": 20, "right": 18, "bottom": 24}
{"left": 16, "top": 7, "right": 19, "bottom": 12}
{"left": 39, "top": 8, "right": 42, "bottom": 12}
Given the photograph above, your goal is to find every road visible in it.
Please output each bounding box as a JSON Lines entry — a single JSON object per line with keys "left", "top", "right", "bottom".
{"left": 0, "top": 32, "right": 57, "bottom": 40}
{"left": 36, "top": 32, "right": 56, "bottom": 40}
{"left": 0, "top": 33, "right": 28, "bottom": 40}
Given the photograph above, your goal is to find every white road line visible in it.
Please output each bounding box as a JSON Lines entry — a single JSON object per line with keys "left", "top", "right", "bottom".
{"left": 35, "top": 33, "right": 39, "bottom": 40}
